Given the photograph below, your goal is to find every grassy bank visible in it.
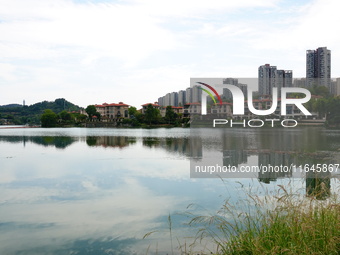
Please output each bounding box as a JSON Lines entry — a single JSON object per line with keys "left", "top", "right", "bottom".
{"left": 187, "top": 182, "right": 339, "bottom": 255}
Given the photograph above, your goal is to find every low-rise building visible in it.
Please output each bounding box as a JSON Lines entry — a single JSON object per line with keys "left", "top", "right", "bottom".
{"left": 94, "top": 102, "right": 129, "bottom": 121}
{"left": 160, "top": 106, "right": 183, "bottom": 117}
{"left": 183, "top": 103, "right": 201, "bottom": 117}
{"left": 141, "top": 103, "right": 162, "bottom": 114}
{"left": 210, "top": 102, "right": 232, "bottom": 116}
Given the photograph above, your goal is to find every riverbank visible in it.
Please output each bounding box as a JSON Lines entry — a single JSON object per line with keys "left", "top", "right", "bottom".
{"left": 0, "top": 125, "right": 40, "bottom": 129}
{"left": 187, "top": 185, "right": 340, "bottom": 255}
{"left": 83, "top": 122, "right": 187, "bottom": 128}
{"left": 0, "top": 122, "right": 333, "bottom": 129}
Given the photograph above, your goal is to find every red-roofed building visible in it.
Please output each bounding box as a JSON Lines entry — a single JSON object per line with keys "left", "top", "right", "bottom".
{"left": 141, "top": 102, "right": 161, "bottom": 114}
{"left": 183, "top": 102, "right": 201, "bottom": 117}
{"left": 95, "top": 102, "right": 130, "bottom": 121}
{"left": 210, "top": 102, "right": 232, "bottom": 116}
{"left": 160, "top": 106, "right": 184, "bottom": 117}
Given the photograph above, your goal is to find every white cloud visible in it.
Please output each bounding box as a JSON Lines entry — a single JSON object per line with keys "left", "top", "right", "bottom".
{"left": 0, "top": 0, "right": 177, "bottom": 65}
{"left": 0, "top": 0, "right": 339, "bottom": 107}
{"left": 128, "top": 0, "right": 279, "bottom": 18}
{"left": 0, "top": 177, "right": 182, "bottom": 252}
{"left": 248, "top": 0, "right": 340, "bottom": 76}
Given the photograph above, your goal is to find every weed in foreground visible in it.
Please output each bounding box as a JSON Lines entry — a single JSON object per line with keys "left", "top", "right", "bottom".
{"left": 186, "top": 179, "right": 340, "bottom": 255}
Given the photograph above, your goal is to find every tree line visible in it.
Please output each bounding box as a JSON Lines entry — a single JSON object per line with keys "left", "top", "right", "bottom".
{"left": 3, "top": 89, "right": 340, "bottom": 127}
{"left": 0, "top": 98, "right": 81, "bottom": 125}
{"left": 40, "top": 104, "right": 189, "bottom": 127}
{"left": 122, "top": 104, "right": 188, "bottom": 127}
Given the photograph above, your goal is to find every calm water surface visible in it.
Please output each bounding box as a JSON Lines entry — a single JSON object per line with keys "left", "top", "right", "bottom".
{"left": 0, "top": 127, "right": 339, "bottom": 254}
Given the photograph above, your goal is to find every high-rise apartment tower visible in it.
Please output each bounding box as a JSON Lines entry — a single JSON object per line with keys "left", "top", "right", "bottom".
{"left": 306, "top": 47, "right": 331, "bottom": 88}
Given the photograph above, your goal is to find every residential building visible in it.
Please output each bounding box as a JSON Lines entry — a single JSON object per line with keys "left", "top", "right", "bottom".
{"left": 178, "top": 90, "right": 186, "bottom": 106}
{"left": 223, "top": 78, "right": 248, "bottom": 100}
{"left": 94, "top": 102, "right": 129, "bottom": 120}
{"left": 238, "top": 83, "right": 248, "bottom": 98}
{"left": 141, "top": 102, "right": 161, "bottom": 114}
{"left": 335, "top": 78, "right": 340, "bottom": 96}
{"left": 191, "top": 85, "right": 202, "bottom": 103}
{"left": 183, "top": 103, "right": 201, "bottom": 117}
{"left": 223, "top": 78, "right": 238, "bottom": 100}
{"left": 223, "top": 78, "right": 238, "bottom": 85}
{"left": 185, "top": 87, "right": 192, "bottom": 104}
{"left": 293, "top": 78, "right": 306, "bottom": 88}
{"left": 330, "top": 80, "right": 337, "bottom": 95}
{"left": 170, "top": 92, "right": 178, "bottom": 106}
{"left": 258, "top": 64, "right": 293, "bottom": 96}
{"left": 210, "top": 102, "right": 232, "bottom": 116}
{"left": 164, "top": 93, "right": 171, "bottom": 106}
{"left": 306, "top": 47, "right": 331, "bottom": 89}
{"left": 258, "top": 64, "right": 277, "bottom": 96}
{"left": 160, "top": 106, "right": 183, "bottom": 117}
{"left": 277, "top": 70, "right": 293, "bottom": 90}
{"left": 158, "top": 96, "right": 164, "bottom": 106}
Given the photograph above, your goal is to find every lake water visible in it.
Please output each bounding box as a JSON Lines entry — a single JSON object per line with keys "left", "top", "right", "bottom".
{"left": 0, "top": 127, "right": 339, "bottom": 254}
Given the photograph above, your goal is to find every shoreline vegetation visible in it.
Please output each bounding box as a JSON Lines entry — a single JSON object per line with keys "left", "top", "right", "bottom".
{"left": 212, "top": 186, "right": 339, "bottom": 254}
{"left": 0, "top": 99, "right": 191, "bottom": 128}
{"left": 148, "top": 182, "right": 339, "bottom": 255}
{"left": 2, "top": 89, "right": 340, "bottom": 128}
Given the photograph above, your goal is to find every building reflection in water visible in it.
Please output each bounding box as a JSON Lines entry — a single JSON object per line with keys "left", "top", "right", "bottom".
{"left": 1, "top": 133, "right": 334, "bottom": 200}
{"left": 142, "top": 137, "right": 203, "bottom": 159}
{"left": 223, "top": 150, "right": 247, "bottom": 167}
{"left": 86, "top": 136, "right": 136, "bottom": 148}
{"left": 141, "top": 134, "right": 336, "bottom": 194}
{"left": 257, "top": 152, "right": 293, "bottom": 183}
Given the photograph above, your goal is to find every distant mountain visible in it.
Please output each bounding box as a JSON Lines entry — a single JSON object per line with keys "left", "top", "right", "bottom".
{"left": 0, "top": 98, "right": 81, "bottom": 113}
{"left": 0, "top": 98, "right": 83, "bottom": 125}
{"left": 0, "top": 104, "right": 22, "bottom": 108}
{"left": 27, "top": 98, "right": 82, "bottom": 114}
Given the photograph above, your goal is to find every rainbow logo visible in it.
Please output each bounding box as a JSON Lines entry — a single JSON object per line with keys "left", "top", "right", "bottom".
{"left": 197, "top": 82, "right": 222, "bottom": 105}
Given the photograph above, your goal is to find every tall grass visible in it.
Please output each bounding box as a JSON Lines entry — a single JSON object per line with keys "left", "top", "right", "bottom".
{"left": 187, "top": 180, "right": 340, "bottom": 255}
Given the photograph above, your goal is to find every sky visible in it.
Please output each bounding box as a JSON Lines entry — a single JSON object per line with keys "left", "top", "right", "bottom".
{"left": 1, "top": 0, "right": 340, "bottom": 108}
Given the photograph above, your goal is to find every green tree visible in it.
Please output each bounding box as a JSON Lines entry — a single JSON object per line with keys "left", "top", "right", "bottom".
{"left": 77, "top": 114, "right": 88, "bottom": 122}
{"left": 128, "top": 106, "right": 138, "bottom": 116}
{"left": 326, "top": 98, "right": 340, "bottom": 125}
{"left": 165, "top": 106, "right": 177, "bottom": 124}
{"left": 85, "top": 105, "right": 98, "bottom": 120}
{"left": 144, "top": 104, "right": 160, "bottom": 125}
{"left": 94, "top": 112, "right": 101, "bottom": 120}
{"left": 315, "top": 98, "right": 328, "bottom": 118}
{"left": 59, "top": 110, "right": 72, "bottom": 121}
{"left": 41, "top": 109, "right": 58, "bottom": 127}
{"left": 310, "top": 85, "right": 330, "bottom": 97}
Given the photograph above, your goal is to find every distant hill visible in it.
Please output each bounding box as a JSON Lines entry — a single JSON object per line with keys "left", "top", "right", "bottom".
{"left": 1, "top": 98, "right": 81, "bottom": 113}
{"left": 27, "top": 98, "right": 82, "bottom": 114}
{"left": 0, "top": 98, "right": 83, "bottom": 125}
{"left": 0, "top": 104, "right": 22, "bottom": 108}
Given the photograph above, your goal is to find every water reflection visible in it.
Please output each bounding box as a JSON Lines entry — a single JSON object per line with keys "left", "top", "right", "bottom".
{"left": 0, "top": 135, "right": 77, "bottom": 149}
{"left": 190, "top": 128, "right": 339, "bottom": 181}
{"left": 142, "top": 137, "right": 202, "bottom": 158}
{"left": 86, "top": 136, "right": 136, "bottom": 148}
{"left": 0, "top": 127, "right": 339, "bottom": 254}
{"left": 1, "top": 130, "right": 339, "bottom": 182}
{"left": 259, "top": 152, "right": 294, "bottom": 181}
